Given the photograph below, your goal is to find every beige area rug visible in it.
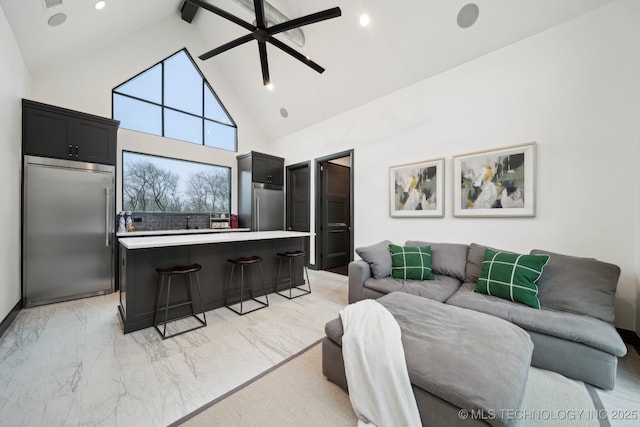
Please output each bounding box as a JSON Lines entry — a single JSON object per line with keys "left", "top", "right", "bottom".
{"left": 173, "top": 343, "right": 608, "bottom": 427}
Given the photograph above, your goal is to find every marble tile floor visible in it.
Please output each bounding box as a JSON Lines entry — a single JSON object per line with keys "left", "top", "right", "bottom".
{"left": 1, "top": 269, "right": 640, "bottom": 426}
{"left": 0, "top": 269, "right": 349, "bottom": 427}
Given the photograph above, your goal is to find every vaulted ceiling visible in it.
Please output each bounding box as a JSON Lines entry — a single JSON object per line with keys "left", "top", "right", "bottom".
{"left": 0, "top": 0, "right": 615, "bottom": 141}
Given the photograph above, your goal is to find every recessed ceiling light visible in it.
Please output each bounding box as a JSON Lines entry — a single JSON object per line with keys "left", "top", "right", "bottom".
{"left": 359, "top": 14, "right": 370, "bottom": 28}
{"left": 266, "top": 83, "right": 274, "bottom": 91}
{"left": 95, "top": 1, "right": 106, "bottom": 10}
{"left": 457, "top": 3, "right": 479, "bottom": 29}
{"left": 48, "top": 12, "right": 67, "bottom": 27}
{"left": 280, "top": 108, "right": 289, "bottom": 118}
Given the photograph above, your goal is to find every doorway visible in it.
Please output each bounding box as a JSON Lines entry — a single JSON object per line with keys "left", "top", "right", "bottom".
{"left": 315, "top": 150, "right": 354, "bottom": 275}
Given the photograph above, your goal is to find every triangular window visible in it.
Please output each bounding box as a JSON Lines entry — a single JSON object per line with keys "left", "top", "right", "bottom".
{"left": 112, "top": 49, "right": 237, "bottom": 151}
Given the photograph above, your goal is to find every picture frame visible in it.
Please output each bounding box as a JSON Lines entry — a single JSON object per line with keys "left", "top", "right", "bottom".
{"left": 389, "top": 158, "right": 444, "bottom": 217}
{"left": 453, "top": 142, "right": 536, "bottom": 217}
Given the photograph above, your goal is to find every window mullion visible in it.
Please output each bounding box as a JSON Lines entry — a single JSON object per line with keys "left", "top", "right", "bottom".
{"left": 202, "top": 79, "right": 206, "bottom": 146}
{"left": 161, "top": 61, "right": 165, "bottom": 137}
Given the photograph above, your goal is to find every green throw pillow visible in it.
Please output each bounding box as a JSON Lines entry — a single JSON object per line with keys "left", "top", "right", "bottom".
{"left": 475, "top": 249, "right": 549, "bottom": 309}
{"left": 389, "top": 244, "right": 435, "bottom": 280}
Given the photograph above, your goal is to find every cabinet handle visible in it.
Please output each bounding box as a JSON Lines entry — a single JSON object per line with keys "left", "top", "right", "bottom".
{"left": 75, "top": 145, "right": 79, "bottom": 158}
{"left": 68, "top": 145, "right": 73, "bottom": 157}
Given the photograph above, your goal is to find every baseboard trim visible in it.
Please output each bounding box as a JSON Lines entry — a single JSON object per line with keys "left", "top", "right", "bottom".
{"left": 0, "top": 300, "right": 22, "bottom": 340}
{"left": 616, "top": 328, "right": 640, "bottom": 354}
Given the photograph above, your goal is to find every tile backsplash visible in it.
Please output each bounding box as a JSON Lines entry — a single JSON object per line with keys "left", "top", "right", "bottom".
{"left": 116, "top": 212, "right": 212, "bottom": 232}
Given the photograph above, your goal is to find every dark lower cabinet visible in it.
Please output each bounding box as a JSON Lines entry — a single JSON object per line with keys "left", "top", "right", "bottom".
{"left": 22, "top": 99, "right": 118, "bottom": 165}
{"left": 118, "top": 237, "right": 305, "bottom": 334}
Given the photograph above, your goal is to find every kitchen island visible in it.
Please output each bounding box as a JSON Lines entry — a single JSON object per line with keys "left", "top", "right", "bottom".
{"left": 118, "top": 230, "right": 310, "bottom": 333}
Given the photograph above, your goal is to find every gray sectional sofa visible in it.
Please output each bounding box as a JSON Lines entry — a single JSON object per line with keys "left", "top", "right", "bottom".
{"left": 331, "top": 240, "right": 628, "bottom": 390}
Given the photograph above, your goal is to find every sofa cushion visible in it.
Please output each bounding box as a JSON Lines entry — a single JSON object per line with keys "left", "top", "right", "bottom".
{"left": 446, "top": 283, "right": 627, "bottom": 357}
{"left": 355, "top": 240, "right": 392, "bottom": 278}
{"left": 389, "top": 244, "right": 435, "bottom": 280}
{"left": 476, "top": 249, "right": 549, "bottom": 309}
{"left": 405, "top": 241, "right": 468, "bottom": 282}
{"left": 531, "top": 249, "right": 620, "bottom": 324}
{"left": 363, "top": 274, "right": 462, "bottom": 302}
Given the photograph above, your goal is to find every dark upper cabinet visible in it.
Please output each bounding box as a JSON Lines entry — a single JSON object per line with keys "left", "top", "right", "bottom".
{"left": 239, "top": 151, "right": 284, "bottom": 186}
{"left": 23, "top": 99, "right": 119, "bottom": 165}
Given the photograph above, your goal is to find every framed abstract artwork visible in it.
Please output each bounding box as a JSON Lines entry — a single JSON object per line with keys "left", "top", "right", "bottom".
{"left": 453, "top": 142, "right": 536, "bottom": 217}
{"left": 389, "top": 158, "right": 444, "bottom": 217}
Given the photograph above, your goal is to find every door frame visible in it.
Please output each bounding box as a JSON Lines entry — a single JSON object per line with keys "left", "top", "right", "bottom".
{"left": 285, "top": 160, "right": 311, "bottom": 232}
{"left": 314, "top": 149, "right": 354, "bottom": 270}
{"left": 286, "top": 161, "right": 311, "bottom": 267}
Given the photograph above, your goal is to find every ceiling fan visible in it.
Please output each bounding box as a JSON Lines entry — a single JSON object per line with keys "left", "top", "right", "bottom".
{"left": 185, "top": 0, "right": 341, "bottom": 86}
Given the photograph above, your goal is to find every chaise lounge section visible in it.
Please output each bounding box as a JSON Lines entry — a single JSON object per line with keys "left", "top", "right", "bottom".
{"left": 324, "top": 291, "right": 535, "bottom": 427}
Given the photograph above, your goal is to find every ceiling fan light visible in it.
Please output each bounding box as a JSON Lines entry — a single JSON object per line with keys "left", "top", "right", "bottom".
{"left": 359, "top": 14, "right": 370, "bottom": 28}
{"left": 95, "top": 1, "right": 106, "bottom": 10}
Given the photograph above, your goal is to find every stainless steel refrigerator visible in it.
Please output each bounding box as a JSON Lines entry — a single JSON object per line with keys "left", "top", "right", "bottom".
{"left": 238, "top": 181, "right": 284, "bottom": 231}
{"left": 23, "top": 155, "right": 115, "bottom": 307}
{"left": 251, "top": 183, "right": 284, "bottom": 231}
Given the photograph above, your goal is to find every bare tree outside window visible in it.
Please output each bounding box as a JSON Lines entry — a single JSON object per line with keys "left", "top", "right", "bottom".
{"left": 123, "top": 152, "right": 230, "bottom": 214}
{"left": 185, "top": 170, "right": 230, "bottom": 212}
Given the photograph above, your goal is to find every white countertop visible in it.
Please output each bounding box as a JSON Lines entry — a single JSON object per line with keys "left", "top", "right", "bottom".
{"left": 116, "top": 228, "right": 250, "bottom": 237}
{"left": 119, "top": 230, "right": 311, "bottom": 250}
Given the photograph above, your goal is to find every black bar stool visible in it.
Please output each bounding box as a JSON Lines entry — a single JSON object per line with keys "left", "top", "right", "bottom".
{"left": 275, "top": 251, "right": 311, "bottom": 299}
{"left": 153, "top": 263, "right": 207, "bottom": 339}
{"left": 225, "top": 256, "right": 269, "bottom": 315}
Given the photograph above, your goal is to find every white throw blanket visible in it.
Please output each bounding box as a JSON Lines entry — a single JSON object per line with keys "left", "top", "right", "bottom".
{"left": 340, "top": 299, "right": 422, "bottom": 427}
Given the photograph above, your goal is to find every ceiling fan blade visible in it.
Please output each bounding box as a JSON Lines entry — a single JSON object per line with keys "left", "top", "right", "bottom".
{"left": 186, "top": 0, "right": 255, "bottom": 32}
{"left": 254, "top": 0, "right": 266, "bottom": 29}
{"left": 268, "top": 7, "right": 341, "bottom": 36}
{"left": 267, "top": 37, "right": 325, "bottom": 74}
{"left": 257, "top": 41, "right": 270, "bottom": 85}
{"left": 199, "top": 34, "right": 255, "bottom": 60}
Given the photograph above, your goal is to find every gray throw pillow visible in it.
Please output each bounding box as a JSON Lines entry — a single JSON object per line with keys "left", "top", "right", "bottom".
{"left": 355, "top": 240, "right": 392, "bottom": 278}
{"left": 464, "top": 243, "right": 513, "bottom": 283}
{"left": 405, "top": 241, "right": 468, "bottom": 282}
{"left": 531, "top": 249, "right": 620, "bottom": 323}
{"left": 465, "top": 243, "right": 491, "bottom": 283}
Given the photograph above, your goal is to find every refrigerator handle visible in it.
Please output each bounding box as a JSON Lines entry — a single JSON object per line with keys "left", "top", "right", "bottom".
{"left": 255, "top": 197, "right": 260, "bottom": 231}
{"left": 105, "top": 188, "right": 111, "bottom": 246}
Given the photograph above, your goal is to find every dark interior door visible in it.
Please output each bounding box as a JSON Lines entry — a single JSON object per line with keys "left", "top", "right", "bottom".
{"left": 287, "top": 163, "right": 310, "bottom": 232}
{"left": 286, "top": 162, "right": 311, "bottom": 265}
{"left": 321, "top": 162, "right": 351, "bottom": 270}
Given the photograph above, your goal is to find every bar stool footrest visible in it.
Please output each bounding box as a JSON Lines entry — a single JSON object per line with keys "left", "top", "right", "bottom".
{"left": 225, "top": 297, "right": 269, "bottom": 315}
{"left": 154, "top": 312, "right": 207, "bottom": 339}
{"left": 276, "top": 285, "right": 311, "bottom": 300}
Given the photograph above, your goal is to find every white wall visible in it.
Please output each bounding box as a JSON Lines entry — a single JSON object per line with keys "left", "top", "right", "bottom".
{"left": 0, "top": 6, "right": 30, "bottom": 321}
{"left": 272, "top": 0, "right": 640, "bottom": 330}
{"left": 28, "top": 16, "right": 270, "bottom": 214}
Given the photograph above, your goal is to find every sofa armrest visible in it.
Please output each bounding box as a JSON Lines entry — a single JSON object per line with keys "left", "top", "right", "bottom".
{"left": 348, "top": 260, "right": 373, "bottom": 303}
